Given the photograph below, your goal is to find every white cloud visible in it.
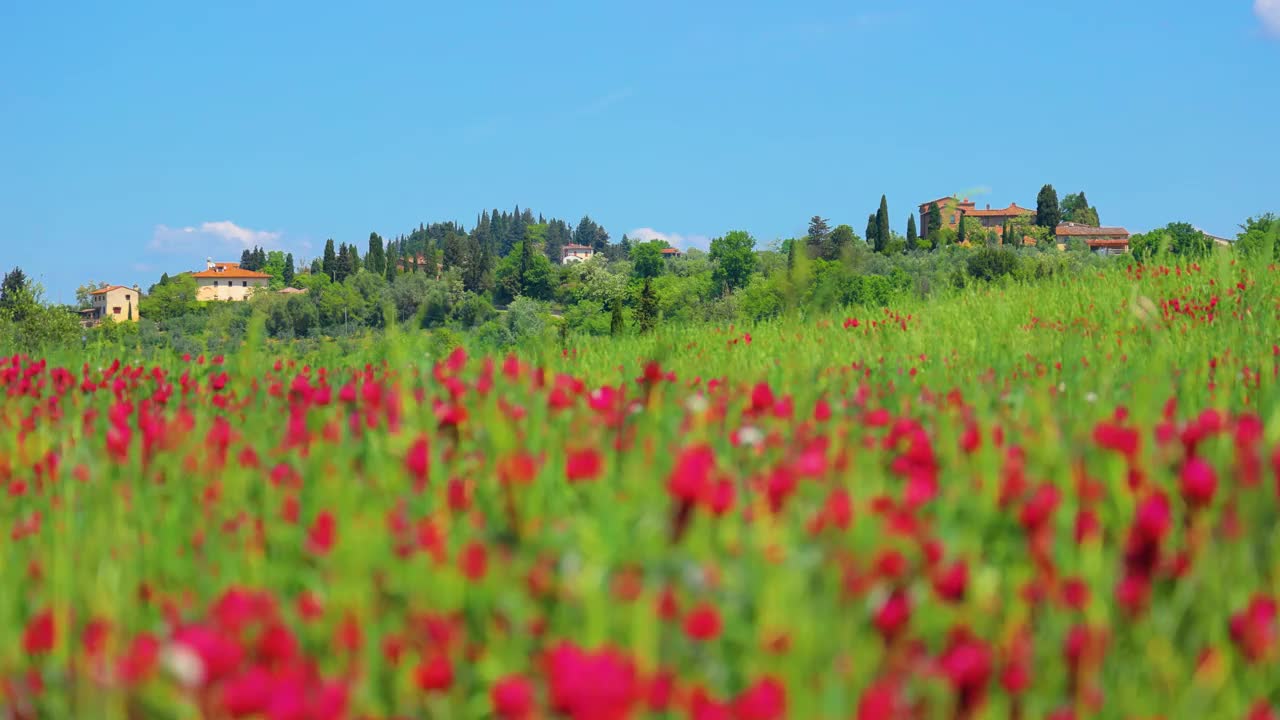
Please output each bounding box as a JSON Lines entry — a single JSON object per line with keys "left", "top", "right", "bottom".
{"left": 1258, "top": 0, "right": 1280, "bottom": 35}
{"left": 150, "top": 221, "right": 283, "bottom": 253}
{"left": 628, "top": 227, "right": 712, "bottom": 251}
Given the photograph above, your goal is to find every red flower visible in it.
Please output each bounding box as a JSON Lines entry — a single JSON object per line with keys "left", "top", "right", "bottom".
{"left": 873, "top": 589, "right": 911, "bottom": 642}
{"left": 683, "top": 603, "right": 723, "bottom": 642}
{"left": 460, "top": 541, "right": 488, "bottom": 582}
{"left": 491, "top": 674, "right": 535, "bottom": 719}
{"left": 1230, "top": 595, "right": 1277, "bottom": 663}
{"left": 1179, "top": 457, "right": 1217, "bottom": 509}
{"left": 939, "top": 631, "right": 992, "bottom": 714}
{"left": 546, "top": 642, "right": 639, "bottom": 719}
{"left": 23, "top": 609, "right": 55, "bottom": 655}
{"left": 933, "top": 561, "right": 968, "bottom": 603}
{"left": 306, "top": 511, "right": 337, "bottom": 556}
{"left": 415, "top": 655, "right": 454, "bottom": 693}
{"left": 732, "top": 676, "right": 786, "bottom": 720}
{"left": 668, "top": 445, "right": 717, "bottom": 503}
{"left": 406, "top": 436, "right": 430, "bottom": 490}
{"left": 566, "top": 448, "right": 603, "bottom": 483}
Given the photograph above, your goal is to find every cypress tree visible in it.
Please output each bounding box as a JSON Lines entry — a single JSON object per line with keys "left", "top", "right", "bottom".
{"left": 254, "top": 247, "right": 267, "bottom": 270}
{"left": 876, "top": 195, "right": 891, "bottom": 253}
{"left": 957, "top": 214, "right": 968, "bottom": 246}
{"left": 517, "top": 239, "right": 533, "bottom": 295}
{"left": 322, "top": 239, "right": 337, "bottom": 280}
{"left": 635, "top": 279, "right": 658, "bottom": 334}
{"left": 927, "top": 202, "right": 943, "bottom": 240}
{"left": 240, "top": 248, "right": 253, "bottom": 269}
{"left": 610, "top": 298, "right": 624, "bottom": 336}
{"left": 385, "top": 242, "right": 399, "bottom": 282}
{"left": 786, "top": 238, "right": 797, "bottom": 274}
{"left": 906, "top": 214, "right": 918, "bottom": 248}
{"left": 1036, "top": 184, "right": 1061, "bottom": 233}
{"left": 865, "top": 214, "right": 878, "bottom": 251}
{"left": 283, "top": 253, "right": 295, "bottom": 285}
{"left": 366, "top": 232, "right": 386, "bottom": 276}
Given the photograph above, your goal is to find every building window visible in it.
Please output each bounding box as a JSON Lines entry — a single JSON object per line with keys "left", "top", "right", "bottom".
{"left": 214, "top": 281, "right": 219, "bottom": 287}
{"left": 113, "top": 307, "right": 121, "bottom": 315}
{"left": 950, "top": 214, "right": 957, "bottom": 224}
{"left": 125, "top": 294, "right": 131, "bottom": 301}
{"left": 242, "top": 281, "right": 248, "bottom": 287}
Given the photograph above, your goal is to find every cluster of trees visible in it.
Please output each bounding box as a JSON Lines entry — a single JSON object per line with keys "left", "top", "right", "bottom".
{"left": 9, "top": 193, "right": 1272, "bottom": 355}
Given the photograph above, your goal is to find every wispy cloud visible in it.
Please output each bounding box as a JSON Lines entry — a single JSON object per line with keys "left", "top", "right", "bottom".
{"left": 573, "top": 88, "right": 633, "bottom": 117}
{"left": 628, "top": 227, "right": 711, "bottom": 251}
{"left": 150, "top": 221, "right": 283, "bottom": 254}
{"left": 1257, "top": 0, "right": 1280, "bottom": 35}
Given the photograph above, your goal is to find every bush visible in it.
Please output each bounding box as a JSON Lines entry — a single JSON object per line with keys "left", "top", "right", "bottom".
{"left": 965, "top": 247, "right": 1020, "bottom": 282}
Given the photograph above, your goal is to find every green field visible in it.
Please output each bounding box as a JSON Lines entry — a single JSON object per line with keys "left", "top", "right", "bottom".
{"left": 4, "top": 253, "right": 1280, "bottom": 719}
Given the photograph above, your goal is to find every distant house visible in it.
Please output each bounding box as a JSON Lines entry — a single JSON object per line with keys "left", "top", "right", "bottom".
{"left": 1055, "top": 222, "right": 1131, "bottom": 254}
{"left": 83, "top": 285, "right": 141, "bottom": 325}
{"left": 562, "top": 244, "right": 595, "bottom": 264}
{"left": 918, "top": 196, "right": 1035, "bottom": 237}
{"left": 660, "top": 247, "right": 682, "bottom": 257}
{"left": 192, "top": 259, "right": 271, "bottom": 301}
{"left": 278, "top": 287, "right": 309, "bottom": 295}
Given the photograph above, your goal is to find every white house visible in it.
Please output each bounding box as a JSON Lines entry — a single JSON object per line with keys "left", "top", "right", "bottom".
{"left": 192, "top": 259, "right": 272, "bottom": 301}
{"left": 561, "top": 244, "right": 595, "bottom": 264}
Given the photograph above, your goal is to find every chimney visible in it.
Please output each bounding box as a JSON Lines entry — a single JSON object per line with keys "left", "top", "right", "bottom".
{"left": 986, "top": 204, "right": 990, "bottom": 210}
{"left": 207, "top": 257, "right": 215, "bottom": 271}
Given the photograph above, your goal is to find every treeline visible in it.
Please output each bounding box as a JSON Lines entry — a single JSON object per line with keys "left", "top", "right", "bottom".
{"left": 7, "top": 199, "right": 1274, "bottom": 356}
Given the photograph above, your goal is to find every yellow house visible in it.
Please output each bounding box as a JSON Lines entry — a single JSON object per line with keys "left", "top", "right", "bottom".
{"left": 192, "top": 259, "right": 271, "bottom": 301}
{"left": 86, "top": 285, "right": 141, "bottom": 323}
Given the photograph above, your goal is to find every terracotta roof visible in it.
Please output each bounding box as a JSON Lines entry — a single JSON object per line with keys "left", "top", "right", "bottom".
{"left": 660, "top": 247, "right": 681, "bottom": 255}
{"left": 191, "top": 267, "right": 273, "bottom": 279}
{"left": 563, "top": 244, "right": 593, "bottom": 250}
{"left": 966, "top": 203, "right": 1035, "bottom": 218}
{"left": 89, "top": 285, "right": 130, "bottom": 295}
{"left": 1054, "top": 222, "right": 1130, "bottom": 238}
{"left": 918, "top": 196, "right": 974, "bottom": 210}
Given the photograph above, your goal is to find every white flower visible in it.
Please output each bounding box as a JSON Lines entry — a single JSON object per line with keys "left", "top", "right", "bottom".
{"left": 685, "top": 394, "right": 709, "bottom": 414}
{"left": 737, "top": 426, "right": 764, "bottom": 447}
{"left": 161, "top": 644, "right": 205, "bottom": 688}
{"left": 1085, "top": 392, "right": 1098, "bottom": 404}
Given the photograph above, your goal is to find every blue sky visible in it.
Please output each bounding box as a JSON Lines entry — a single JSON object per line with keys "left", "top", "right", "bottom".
{"left": 2, "top": 0, "right": 1277, "bottom": 302}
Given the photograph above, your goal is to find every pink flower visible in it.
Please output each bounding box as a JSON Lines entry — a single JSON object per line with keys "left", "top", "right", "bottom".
{"left": 1180, "top": 457, "right": 1217, "bottom": 509}
{"left": 491, "top": 674, "right": 535, "bottom": 719}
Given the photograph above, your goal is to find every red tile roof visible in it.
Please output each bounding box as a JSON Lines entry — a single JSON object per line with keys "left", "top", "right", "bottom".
{"left": 563, "top": 244, "right": 593, "bottom": 250}
{"left": 1054, "top": 222, "right": 1130, "bottom": 238}
{"left": 918, "top": 196, "right": 974, "bottom": 210}
{"left": 966, "top": 203, "right": 1035, "bottom": 218}
{"left": 89, "top": 285, "right": 130, "bottom": 295}
{"left": 660, "top": 247, "right": 681, "bottom": 255}
{"left": 191, "top": 266, "right": 272, "bottom": 279}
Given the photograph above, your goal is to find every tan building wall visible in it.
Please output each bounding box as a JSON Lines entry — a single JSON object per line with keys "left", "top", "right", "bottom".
{"left": 196, "top": 278, "right": 269, "bottom": 301}
{"left": 89, "top": 286, "right": 140, "bottom": 322}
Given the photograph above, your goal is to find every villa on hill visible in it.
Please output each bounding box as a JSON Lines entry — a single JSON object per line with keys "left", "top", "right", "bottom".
{"left": 1054, "top": 222, "right": 1131, "bottom": 254}
{"left": 561, "top": 244, "right": 595, "bottom": 264}
{"left": 192, "top": 259, "right": 271, "bottom": 301}
{"left": 917, "top": 196, "right": 1035, "bottom": 236}
{"left": 80, "top": 284, "right": 141, "bottom": 326}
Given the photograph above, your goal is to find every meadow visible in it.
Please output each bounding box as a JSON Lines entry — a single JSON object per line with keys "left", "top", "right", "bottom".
{"left": 3, "top": 252, "right": 1279, "bottom": 719}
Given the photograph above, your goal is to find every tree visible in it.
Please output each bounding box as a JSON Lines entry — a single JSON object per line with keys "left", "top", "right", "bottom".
{"left": 610, "top": 298, "right": 624, "bottom": 336}
{"left": 635, "top": 279, "right": 659, "bottom": 334}
{"left": 0, "top": 268, "right": 36, "bottom": 322}
{"left": 322, "top": 239, "right": 337, "bottom": 280}
{"left": 1129, "top": 222, "right": 1211, "bottom": 260}
{"left": 283, "top": 253, "right": 296, "bottom": 286}
{"left": 1235, "top": 214, "right": 1279, "bottom": 260}
{"left": 384, "top": 242, "right": 399, "bottom": 282}
{"left": 906, "top": 215, "right": 918, "bottom": 248}
{"left": 829, "top": 225, "right": 857, "bottom": 259}
{"left": 139, "top": 273, "right": 197, "bottom": 320}
{"left": 75, "top": 281, "right": 108, "bottom": 308}
{"left": 462, "top": 233, "right": 493, "bottom": 294}
{"left": 442, "top": 232, "right": 467, "bottom": 271}
{"left": 1035, "top": 184, "right": 1061, "bottom": 233}
{"left": 366, "top": 233, "right": 386, "bottom": 276}
{"left": 1061, "top": 192, "right": 1099, "bottom": 227}
{"left": 630, "top": 241, "right": 665, "bottom": 279}
{"left": 876, "top": 195, "right": 891, "bottom": 254}
{"left": 574, "top": 216, "right": 610, "bottom": 252}
{"left": 240, "top": 248, "right": 254, "bottom": 270}
{"left": 927, "top": 202, "right": 943, "bottom": 240}
{"left": 957, "top": 213, "right": 968, "bottom": 246}
{"left": 709, "top": 230, "right": 757, "bottom": 292}
{"left": 806, "top": 216, "right": 830, "bottom": 258}
{"left": 865, "top": 214, "right": 878, "bottom": 251}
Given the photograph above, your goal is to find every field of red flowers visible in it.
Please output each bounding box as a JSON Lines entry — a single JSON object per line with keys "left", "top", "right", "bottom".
{"left": 3, "top": 258, "right": 1279, "bottom": 719}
